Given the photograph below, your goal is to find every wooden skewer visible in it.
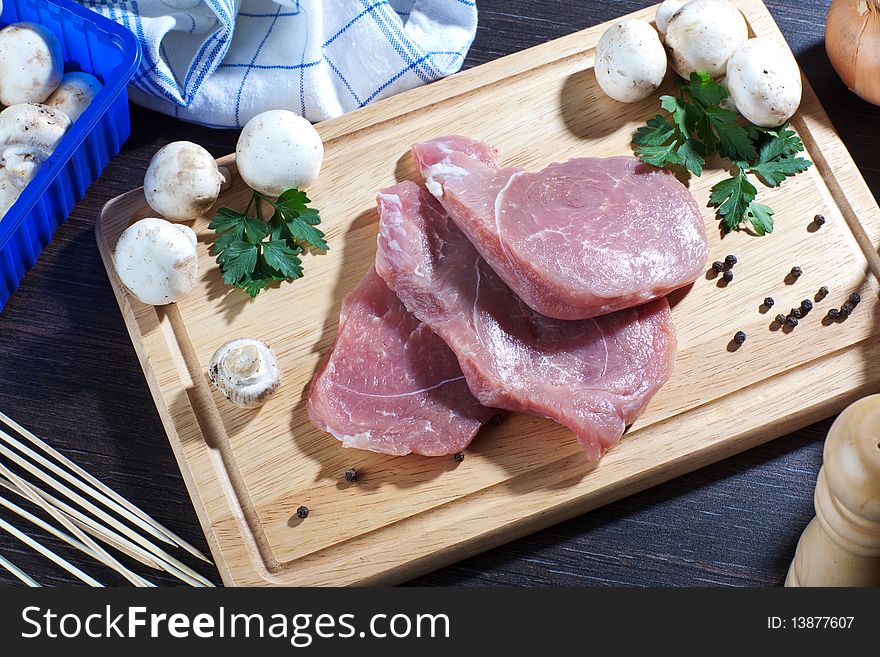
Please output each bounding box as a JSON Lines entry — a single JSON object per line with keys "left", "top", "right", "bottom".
{"left": 0, "top": 427, "right": 174, "bottom": 548}
{"left": 0, "top": 414, "right": 211, "bottom": 586}
{"left": 0, "top": 492, "right": 107, "bottom": 564}
{"left": 0, "top": 486, "right": 160, "bottom": 570}
{"left": 58, "top": 514, "right": 162, "bottom": 570}
{"left": 0, "top": 411, "right": 211, "bottom": 563}
{"left": 0, "top": 477, "right": 210, "bottom": 587}
{"left": 56, "top": 510, "right": 208, "bottom": 587}
{"left": 0, "top": 441, "right": 170, "bottom": 581}
{"left": 38, "top": 488, "right": 212, "bottom": 587}
{"left": 0, "top": 465, "right": 154, "bottom": 587}
{"left": 0, "top": 552, "right": 40, "bottom": 587}
{"left": 0, "top": 515, "right": 102, "bottom": 587}
{"left": 0, "top": 477, "right": 163, "bottom": 572}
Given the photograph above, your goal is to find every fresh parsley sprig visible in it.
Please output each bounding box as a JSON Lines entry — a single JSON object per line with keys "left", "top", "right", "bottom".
{"left": 633, "top": 72, "right": 812, "bottom": 235}
{"left": 209, "top": 189, "right": 327, "bottom": 297}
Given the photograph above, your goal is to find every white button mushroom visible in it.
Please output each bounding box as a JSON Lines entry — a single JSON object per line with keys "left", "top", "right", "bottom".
{"left": 0, "top": 168, "right": 26, "bottom": 219}
{"left": 664, "top": 0, "right": 748, "bottom": 79}
{"left": 235, "top": 109, "right": 323, "bottom": 197}
{"left": 595, "top": 19, "right": 668, "bottom": 103}
{"left": 726, "top": 38, "right": 803, "bottom": 127}
{"left": 655, "top": 0, "right": 685, "bottom": 39}
{"left": 207, "top": 338, "right": 282, "bottom": 409}
{"left": 0, "top": 22, "right": 64, "bottom": 106}
{"left": 113, "top": 217, "right": 200, "bottom": 305}
{"left": 45, "top": 72, "right": 103, "bottom": 123}
{"left": 0, "top": 104, "right": 71, "bottom": 183}
{"left": 143, "top": 141, "right": 226, "bottom": 222}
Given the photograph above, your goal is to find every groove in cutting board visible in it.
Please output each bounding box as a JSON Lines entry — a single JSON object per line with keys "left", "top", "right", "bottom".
{"left": 96, "top": 0, "right": 880, "bottom": 586}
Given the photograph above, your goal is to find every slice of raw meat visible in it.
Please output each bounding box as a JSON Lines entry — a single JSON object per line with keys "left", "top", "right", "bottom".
{"left": 375, "top": 181, "right": 676, "bottom": 460}
{"left": 308, "top": 267, "right": 494, "bottom": 456}
{"left": 412, "top": 136, "right": 708, "bottom": 320}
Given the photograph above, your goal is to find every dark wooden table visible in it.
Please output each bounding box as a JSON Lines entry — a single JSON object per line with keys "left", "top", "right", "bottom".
{"left": 0, "top": 0, "right": 877, "bottom": 587}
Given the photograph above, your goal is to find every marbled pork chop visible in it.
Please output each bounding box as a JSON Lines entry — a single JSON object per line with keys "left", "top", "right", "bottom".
{"left": 308, "top": 267, "right": 494, "bottom": 456}
{"left": 375, "top": 182, "right": 676, "bottom": 460}
{"left": 412, "top": 136, "right": 708, "bottom": 320}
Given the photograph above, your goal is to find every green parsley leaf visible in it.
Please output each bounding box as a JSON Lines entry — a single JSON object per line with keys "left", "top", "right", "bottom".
{"left": 660, "top": 95, "right": 688, "bottom": 136}
{"left": 746, "top": 202, "right": 775, "bottom": 236}
{"left": 633, "top": 115, "right": 678, "bottom": 147}
{"left": 264, "top": 189, "right": 329, "bottom": 251}
{"left": 709, "top": 171, "right": 758, "bottom": 233}
{"left": 749, "top": 156, "right": 813, "bottom": 187}
{"left": 683, "top": 72, "right": 729, "bottom": 109}
{"left": 262, "top": 240, "right": 304, "bottom": 279}
{"left": 706, "top": 107, "right": 756, "bottom": 162}
{"left": 209, "top": 207, "right": 247, "bottom": 234}
{"left": 242, "top": 217, "right": 269, "bottom": 244}
{"left": 635, "top": 143, "right": 684, "bottom": 169}
{"left": 676, "top": 138, "right": 706, "bottom": 177}
{"left": 216, "top": 240, "right": 258, "bottom": 285}
{"left": 632, "top": 114, "right": 705, "bottom": 177}
{"left": 633, "top": 71, "right": 813, "bottom": 235}
{"left": 235, "top": 275, "right": 273, "bottom": 298}
{"left": 209, "top": 187, "right": 326, "bottom": 297}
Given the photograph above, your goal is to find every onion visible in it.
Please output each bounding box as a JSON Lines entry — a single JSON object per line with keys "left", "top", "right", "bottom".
{"left": 826, "top": 0, "right": 880, "bottom": 105}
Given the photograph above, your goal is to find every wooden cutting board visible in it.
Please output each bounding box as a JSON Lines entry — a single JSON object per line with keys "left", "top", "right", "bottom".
{"left": 96, "top": 0, "right": 880, "bottom": 586}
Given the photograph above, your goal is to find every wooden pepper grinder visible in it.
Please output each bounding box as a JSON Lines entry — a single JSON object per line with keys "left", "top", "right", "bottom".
{"left": 786, "top": 394, "right": 880, "bottom": 586}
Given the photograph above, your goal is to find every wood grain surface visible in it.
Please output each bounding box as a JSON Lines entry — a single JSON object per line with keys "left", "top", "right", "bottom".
{"left": 1, "top": 0, "right": 879, "bottom": 587}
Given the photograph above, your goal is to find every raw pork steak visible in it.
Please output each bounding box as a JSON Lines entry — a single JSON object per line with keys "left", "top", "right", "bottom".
{"left": 412, "top": 136, "right": 708, "bottom": 320}
{"left": 375, "top": 182, "right": 676, "bottom": 460}
{"left": 308, "top": 267, "right": 494, "bottom": 456}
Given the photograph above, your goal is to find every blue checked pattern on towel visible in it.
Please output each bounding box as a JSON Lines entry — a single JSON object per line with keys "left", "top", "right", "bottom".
{"left": 78, "top": 1, "right": 478, "bottom": 128}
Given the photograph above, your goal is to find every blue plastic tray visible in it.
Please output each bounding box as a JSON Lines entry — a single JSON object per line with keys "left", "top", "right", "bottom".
{"left": 0, "top": 0, "right": 140, "bottom": 311}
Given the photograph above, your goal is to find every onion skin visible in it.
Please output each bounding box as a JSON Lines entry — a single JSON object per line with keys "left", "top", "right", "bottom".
{"left": 826, "top": 0, "right": 880, "bottom": 105}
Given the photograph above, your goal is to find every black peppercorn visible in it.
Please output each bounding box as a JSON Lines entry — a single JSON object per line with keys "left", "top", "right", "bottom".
{"left": 849, "top": 292, "right": 861, "bottom": 305}
{"left": 712, "top": 261, "right": 724, "bottom": 273}
{"left": 841, "top": 302, "right": 854, "bottom": 317}
{"left": 786, "top": 315, "right": 799, "bottom": 327}
{"left": 453, "top": 452, "right": 465, "bottom": 463}
{"left": 790, "top": 307, "right": 803, "bottom": 319}
{"left": 775, "top": 313, "right": 787, "bottom": 325}
{"left": 790, "top": 266, "right": 803, "bottom": 279}
{"left": 818, "top": 286, "right": 829, "bottom": 298}
{"left": 827, "top": 308, "right": 840, "bottom": 320}
{"left": 814, "top": 214, "right": 826, "bottom": 226}
{"left": 763, "top": 297, "right": 775, "bottom": 308}
{"left": 801, "top": 299, "right": 813, "bottom": 312}
{"left": 489, "top": 414, "right": 503, "bottom": 426}
{"left": 722, "top": 270, "right": 734, "bottom": 283}
{"left": 344, "top": 468, "right": 358, "bottom": 482}
{"left": 725, "top": 255, "right": 738, "bottom": 268}
{"left": 296, "top": 506, "right": 310, "bottom": 519}
{"left": 733, "top": 331, "right": 746, "bottom": 344}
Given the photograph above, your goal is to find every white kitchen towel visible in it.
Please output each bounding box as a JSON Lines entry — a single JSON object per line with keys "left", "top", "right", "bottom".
{"left": 79, "top": 1, "right": 478, "bottom": 128}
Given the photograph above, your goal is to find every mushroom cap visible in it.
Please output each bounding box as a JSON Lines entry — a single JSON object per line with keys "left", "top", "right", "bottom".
{"left": 0, "top": 168, "right": 27, "bottom": 219}
{"left": 665, "top": 0, "right": 748, "bottom": 79}
{"left": 0, "top": 104, "right": 71, "bottom": 181}
{"left": 655, "top": 0, "right": 685, "bottom": 38}
{"left": 143, "top": 141, "right": 226, "bottom": 221}
{"left": 45, "top": 72, "right": 103, "bottom": 123}
{"left": 207, "top": 338, "right": 282, "bottom": 408}
{"left": 236, "top": 109, "right": 323, "bottom": 197}
{"left": 113, "top": 217, "right": 200, "bottom": 305}
{"left": 0, "top": 22, "right": 64, "bottom": 106}
{"left": 726, "top": 38, "right": 802, "bottom": 127}
{"left": 595, "top": 19, "right": 667, "bottom": 103}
